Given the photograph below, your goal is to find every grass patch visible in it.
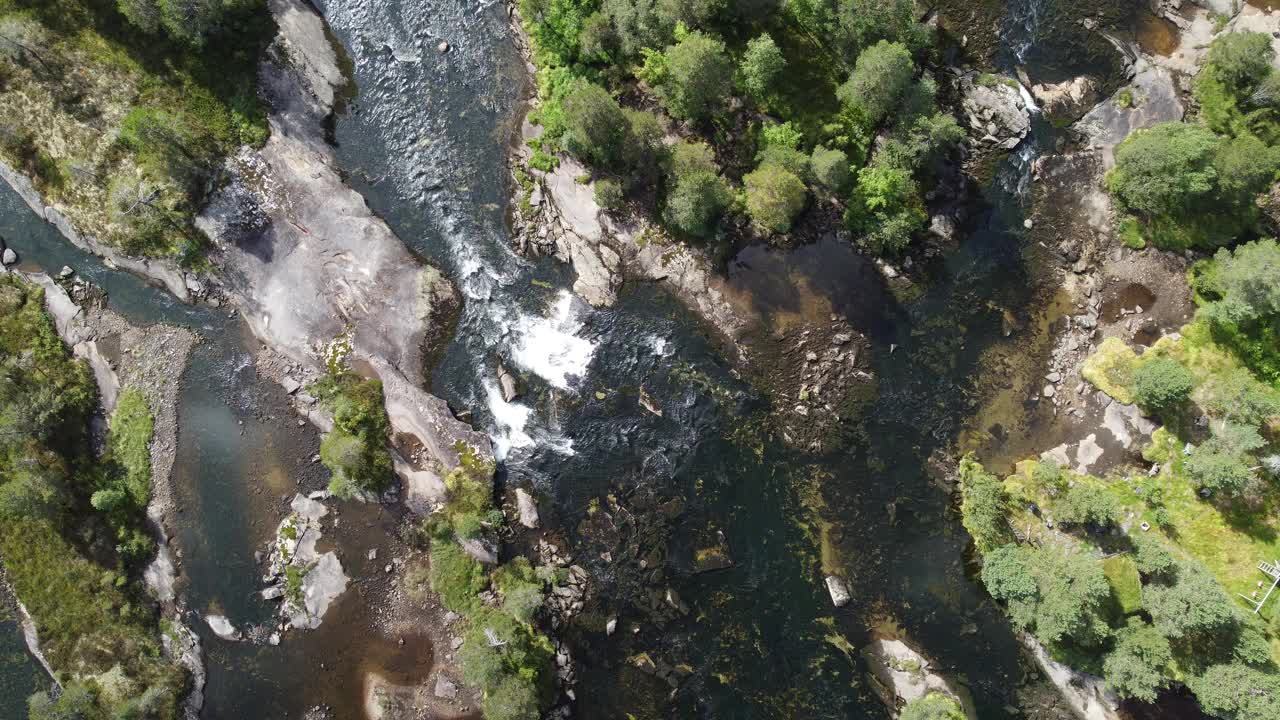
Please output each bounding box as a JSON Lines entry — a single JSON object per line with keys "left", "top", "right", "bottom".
{"left": 0, "top": 275, "right": 185, "bottom": 718}
{"left": 1082, "top": 336, "right": 1140, "bottom": 404}
{"left": 1103, "top": 554, "right": 1144, "bottom": 616}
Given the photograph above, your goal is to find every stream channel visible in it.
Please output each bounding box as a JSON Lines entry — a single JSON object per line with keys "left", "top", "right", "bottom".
{"left": 0, "top": 0, "right": 1173, "bottom": 718}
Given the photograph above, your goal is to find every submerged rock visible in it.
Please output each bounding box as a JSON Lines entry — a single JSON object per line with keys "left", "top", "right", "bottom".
{"left": 825, "top": 575, "right": 851, "bottom": 608}
{"left": 862, "top": 638, "right": 970, "bottom": 716}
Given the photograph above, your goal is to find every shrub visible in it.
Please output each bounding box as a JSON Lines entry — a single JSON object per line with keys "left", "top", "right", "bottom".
{"left": 900, "top": 692, "right": 965, "bottom": 720}
{"left": 1131, "top": 357, "right": 1195, "bottom": 414}
{"left": 460, "top": 608, "right": 555, "bottom": 720}
{"left": 1030, "top": 459, "right": 1067, "bottom": 497}
{"left": 741, "top": 33, "right": 785, "bottom": 104}
{"left": 661, "top": 31, "right": 732, "bottom": 121}
{"left": 603, "top": 0, "right": 673, "bottom": 57}
{"left": 665, "top": 172, "right": 731, "bottom": 238}
{"left": 311, "top": 372, "right": 393, "bottom": 499}
{"left": 744, "top": 163, "right": 807, "bottom": 234}
{"left": 1106, "top": 123, "right": 1221, "bottom": 221}
{"left": 519, "top": 0, "right": 595, "bottom": 66}
{"left": 1195, "top": 239, "right": 1280, "bottom": 381}
{"left": 958, "top": 456, "right": 1013, "bottom": 554}
{"left": 1186, "top": 422, "right": 1264, "bottom": 495}
{"left": 837, "top": 40, "right": 914, "bottom": 127}
{"left": 594, "top": 178, "right": 624, "bottom": 210}
{"left": 1144, "top": 560, "right": 1238, "bottom": 643}
{"left": 847, "top": 163, "right": 926, "bottom": 255}
{"left": 810, "top": 146, "right": 851, "bottom": 192}
{"left": 1187, "top": 663, "right": 1280, "bottom": 720}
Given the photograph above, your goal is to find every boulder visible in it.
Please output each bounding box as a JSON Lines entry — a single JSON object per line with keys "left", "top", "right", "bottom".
{"left": 457, "top": 535, "right": 499, "bottom": 565}
{"left": 862, "top": 638, "right": 967, "bottom": 712}
{"left": 516, "top": 487, "right": 540, "bottom": 529}
{"left": 205, "top": 615, "right": 241, "bottom": 641}
{"left": 433, "top": 673, "right": 458, "bottom": 699}
{"left": 497, "top": 363, "right": 519, "bottom": 403}
{"left": 2, "top": 247, "right": 16, "bottom": 265}
{"left": 1032, "top": 76, "right": 1099, "bottom": 125}
{"left": 960, "top": 74, "right": 1031, "bottom": 151}
{"left": 825, "top": 575, "right": 851, "bottom": 608}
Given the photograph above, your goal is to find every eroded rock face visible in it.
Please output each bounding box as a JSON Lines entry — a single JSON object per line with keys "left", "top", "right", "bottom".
{"left": 1022, "top": 635, "right": 1121, "bottom": 720}
{"left": 1032, "top": 76, "right": 1099, "bottom": 126}
{"left": 197, "top": 0, "right": 492, "bottom": 496}
{"left": 960, "top": 74, "right": 1031, "bottom": 152}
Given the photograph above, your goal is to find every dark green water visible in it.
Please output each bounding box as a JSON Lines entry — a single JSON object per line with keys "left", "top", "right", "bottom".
{"left": 0, "top": 1, "right": 1189, "bottom": 718}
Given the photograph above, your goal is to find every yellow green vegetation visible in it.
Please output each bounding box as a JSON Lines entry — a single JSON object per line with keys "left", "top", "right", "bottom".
{"left": 0, "top": 0, "right": 272, "bottom": 260}
{"left": 0, "top": 276, "right": 185, "bottom": 719}
{"left": 309, "top": 370, "right": 393, "bottom": 500}
{"left": 960, "top": 238, "right": 1280, "bottom": 718}
{"left": 901, "top": 692, "right": 964, "bottom": 720}
{"left": 417, "top": 442, "right": 555, "bottom": 720}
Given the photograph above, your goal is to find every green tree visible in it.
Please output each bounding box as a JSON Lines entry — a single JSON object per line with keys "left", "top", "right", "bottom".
{"left": 664, "top": 141, "right": 731, "bottom": 238}
{"left": 1194, "top": 31, "right": 1277, "bottom": 135}
{"left": 520, "top": 0, "right": 596, "bottom": 66}
{"left": 1202, "top": 366, "right": 1280, "bottom": 425}
{"left": 835, "top": 0, "right": 930, "bottom": 58}
{"left": 1186, "top": 422, "right": 1264, "bottom": 495}
{"left": 1103, "top": 621, "right": 1173, "bottom": 702}
{"left": 579, "top": 11, "right": 616, "bottom": 61}
{"left": 958, "top": 457, "right": 1013, "bottom": 554}
{"left": 1031, "top": 546, "right": 1113, "bottom": 650}
{"left": 1053, "top": 484, "right": 1121, "bottom": 527}
{"left": 741, "top": 33, "right": 785, "bottom": 105}
{"left": 744, "top": 163, "right": 807, "bottom": 234}
{"left": 981, "top": 545, "right": 1039, "bottom": 630}
{"left": 837, "top": 40, "right": 914, "bottom": 127}
{"left": 1188, "top": 663, "right": 1280, "bottom": 720}
{"left": 1144, "top": 560, "right": 1238, "bottom": 644}
{"left": 1131, "top": 357, "right": 1195, "bottom": 414}
{"left": 900, "top": 692, "right": 965, "bottom": 720}
{"left": 1106, "top": 123, "right": 1221, "bottom": 220}
{"left": 810, "top": 146, "right": 851, "bottom": 192}
{"left": 661, "top": 31, "right": 732, "bottom": 122}
{"left": 594, "top": 178, "right": 624, "bottom": 210}
{"left": 562, "top": 81, "right": 628, "bottom": 169}
{"left": 1195, "top": 239, "right": 1280, "bottom": 381}
{"left": 603, "top": 0, "right": 671, "bottom": 56}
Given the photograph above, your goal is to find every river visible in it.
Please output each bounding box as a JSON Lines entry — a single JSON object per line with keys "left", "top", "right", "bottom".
{"left": 0, "top": 0, "right": 1158, "bottom": 718}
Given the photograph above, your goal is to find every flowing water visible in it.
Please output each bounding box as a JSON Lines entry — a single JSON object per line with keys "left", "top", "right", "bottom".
{"left": 0, "top": 0, "right": 1186, "bottom": 718}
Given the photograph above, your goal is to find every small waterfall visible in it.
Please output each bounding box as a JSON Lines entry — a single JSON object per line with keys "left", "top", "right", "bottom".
{"left": 1005, "top": 0, "right": 1049, "bottom": 64}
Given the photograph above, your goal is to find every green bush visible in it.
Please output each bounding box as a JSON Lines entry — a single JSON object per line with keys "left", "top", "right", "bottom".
{"left": 1054, "top": 484, "right": 1121, "bottom": 527}
{"left": 594, "top": 177, "right": 624, "bottom": 210}
{"left": 429, "top": 541, "right": 487, "bottom": 615}
{"left": 1106, "top": 123, "right": 1221, "bottom": 222}
{"left": 847, "top": 163, "right": 925, "bottom": 255}
{"left": 519, "top": 0, "right": 597, "bottom": 66}
{"left": 1185, "top": 422, "right": 1264, "bottom": 495}
{"left": 1103, "top": 621, "right": 1173, "bottom": 702}
{"left": 1131, "top": 356, "right": 1195, "bottom": 414}
{"left": 1188, "top": 663, "right": 1280, "bottom": 720}
{"left": 562, "top": 80, "right": 629, "bottom": 169}
{"left": 744, "top": 162, "right": 807, "bottom": 234}
{"left": 1195, "top": 239, "right": 1280, "bottom": 382}
{"left": 664, "top": 141, "right": 731, "bottom": 238}
{"left": 460, "top": 608, "right": 555, "bottom": 720}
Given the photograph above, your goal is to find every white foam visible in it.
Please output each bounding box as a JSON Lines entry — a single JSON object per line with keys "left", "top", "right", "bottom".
{"left": 509, "top": 291, "right": 596, "bottom": 390}
{"left": 483, "top": 380, "right": 534, "bottom": 461}
{"left": 646, "top": 334, "right": 670, "bottom": 357}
